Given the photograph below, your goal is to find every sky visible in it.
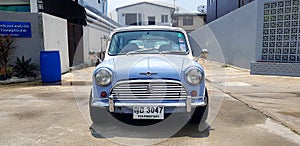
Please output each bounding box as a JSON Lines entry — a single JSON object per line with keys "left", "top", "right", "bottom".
{"left": 107, "top": 0, "right": 207, "bottom": 14}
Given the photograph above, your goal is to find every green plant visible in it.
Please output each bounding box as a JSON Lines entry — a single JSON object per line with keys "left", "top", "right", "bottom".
{"left": 0, "top": 66, "right": 13, "bottom": 80}
{"left": 6, "top": 66, "right": 14, "bottom": 78}
{"left": 13, "top": 56, "right": 37, "bottom": 78}
{"left": 0, "top": 35, "right": 16, "bottom": 80}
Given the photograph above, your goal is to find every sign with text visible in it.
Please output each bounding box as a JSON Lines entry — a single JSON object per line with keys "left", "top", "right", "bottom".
{"left": 0, "top": 21, "right": 32, "bottom": 38}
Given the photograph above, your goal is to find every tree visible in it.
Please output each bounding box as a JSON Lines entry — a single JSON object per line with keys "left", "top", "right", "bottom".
{"left": 0, "top": 35, "right": 16, "bottom": 80}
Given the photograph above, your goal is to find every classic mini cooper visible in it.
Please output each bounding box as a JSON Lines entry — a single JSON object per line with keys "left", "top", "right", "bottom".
{"left": 90, "top": 26, "right": 208, "bottom": 127}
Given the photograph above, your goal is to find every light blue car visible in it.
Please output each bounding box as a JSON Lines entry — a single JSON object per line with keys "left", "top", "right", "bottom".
{"left": 90, "top": 26, "right": 208, "bottom": 127}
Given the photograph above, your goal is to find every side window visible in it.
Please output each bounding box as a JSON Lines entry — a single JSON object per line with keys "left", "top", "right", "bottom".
{"left": 109, "top": 35, "right": 124, "bottom": 54}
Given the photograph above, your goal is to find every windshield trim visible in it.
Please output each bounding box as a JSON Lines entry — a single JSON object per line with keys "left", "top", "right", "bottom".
{"left": 107, "top": 30, "right": 190, "bottom": 56}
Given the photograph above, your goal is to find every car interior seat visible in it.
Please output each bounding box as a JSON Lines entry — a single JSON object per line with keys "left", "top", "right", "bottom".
{"left": 158, "top": 44, "right": 172, "bottom": 52}
{"left": 120, "top": 43, "right": 140, "bottom": 54}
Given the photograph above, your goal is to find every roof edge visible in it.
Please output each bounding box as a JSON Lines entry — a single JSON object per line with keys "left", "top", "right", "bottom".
{"left": 116, "top": 1, "right": 175, "bottom": 11}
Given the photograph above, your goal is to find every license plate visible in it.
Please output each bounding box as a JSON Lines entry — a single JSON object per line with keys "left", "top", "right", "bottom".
{"left": 133, "top": 106, "right": 164, "bottom": 119}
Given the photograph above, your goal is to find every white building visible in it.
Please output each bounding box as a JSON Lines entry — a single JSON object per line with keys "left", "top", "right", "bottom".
{"left": 116, "top": 1, "right": 175, "bottom": 26}
{"left": 78, "top": 0, "right": 107, "bottom": 15}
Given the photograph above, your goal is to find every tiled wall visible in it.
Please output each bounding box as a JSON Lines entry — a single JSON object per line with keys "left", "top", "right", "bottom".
{"left": 261, "top": 0, "right": 300, "bottom": 63}
{"left": 251, "top": 0, "right": 300, "bottom": 76}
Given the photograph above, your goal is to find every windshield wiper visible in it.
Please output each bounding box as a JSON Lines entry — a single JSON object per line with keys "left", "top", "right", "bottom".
{"left": 159, "top": 50, "right": 187, "bottom": 55}
{"left": 126, "top": 48, "right": 158, "bottom": 55}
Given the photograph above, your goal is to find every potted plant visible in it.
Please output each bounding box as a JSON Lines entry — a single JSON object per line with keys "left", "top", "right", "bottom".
{"left": 13, "top": 56, "right": 37, "bottom": 78}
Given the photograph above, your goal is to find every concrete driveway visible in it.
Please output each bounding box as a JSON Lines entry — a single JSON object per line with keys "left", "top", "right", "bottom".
{"left": 200, "top": 60, "right": 300, "bottom": 135}
{"left": 0, "top": 64, "right": 299, "bottom": 145}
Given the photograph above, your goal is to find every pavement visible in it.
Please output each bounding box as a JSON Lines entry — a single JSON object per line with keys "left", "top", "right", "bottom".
{"left": 0, "top": 61, "right": 300, "bottom": 145}
{"left": 66, "top": 59, "right": 300, "bottom": 136}
{"left": 199, "top": 59, "right": 300, "bottom": 135}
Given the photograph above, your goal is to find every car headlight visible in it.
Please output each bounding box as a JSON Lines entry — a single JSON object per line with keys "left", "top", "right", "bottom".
{"left": 95, "top": 68, "right": 112, "bottom": 86}
{"left": 185, "top": 68, "right": 203, "bottom": 86}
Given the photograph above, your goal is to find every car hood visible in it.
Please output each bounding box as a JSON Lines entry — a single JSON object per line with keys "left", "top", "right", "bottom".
{"left": 109, "top": 55, "right": 193, "bottom": 81}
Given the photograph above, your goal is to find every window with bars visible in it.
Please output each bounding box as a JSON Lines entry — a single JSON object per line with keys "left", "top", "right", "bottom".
{"left": 183, "top": 16, "right": 194, "bottom": 26}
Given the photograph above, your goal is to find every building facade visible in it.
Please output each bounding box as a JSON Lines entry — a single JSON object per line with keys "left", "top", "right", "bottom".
{"left": 116, "top": 2, "right": 174, "bottom": 26}
{"left": 78, "top": 0, "right": 107, "bottom": 15}
{"left": 207, "top": 0, "right": 254, "bottom": 23}
{"left": 0, "top": 0, "right": 119, "bottom": 74}
{"left": 173, "top": 12, "right": 206, "bottom": 33}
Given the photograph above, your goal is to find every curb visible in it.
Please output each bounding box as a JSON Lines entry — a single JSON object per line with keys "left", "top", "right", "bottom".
{"left": 69, "top": 63, "right": 90, "bottom": 72}
{"left": 0, "top": 77, "right": 39, "bottom": 85}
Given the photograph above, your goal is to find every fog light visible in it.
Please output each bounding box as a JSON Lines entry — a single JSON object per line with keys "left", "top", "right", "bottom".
{"left": 191, "top": 90, "right": 197, "bottom": 97}
{"left": 100, "top": 91, "right": 107, "bottom": 98}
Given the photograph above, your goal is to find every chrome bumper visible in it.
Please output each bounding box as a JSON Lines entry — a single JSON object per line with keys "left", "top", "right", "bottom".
{"left": 91, "top": 95, "right": 207, "bottom": 113}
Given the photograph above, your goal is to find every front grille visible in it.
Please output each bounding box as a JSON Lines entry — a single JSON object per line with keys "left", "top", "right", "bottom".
{"left": 111, "top": 80, "right": 188, "bottom": 99}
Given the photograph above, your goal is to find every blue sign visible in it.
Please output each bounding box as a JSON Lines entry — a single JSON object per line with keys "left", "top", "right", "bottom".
{"left": 0, "top": 21, "right": 32, "bottom": 38}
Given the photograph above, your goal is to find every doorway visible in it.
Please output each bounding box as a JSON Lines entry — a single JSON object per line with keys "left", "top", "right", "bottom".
{"left": 148, "top": 16, "right": 155, "bottom": 25}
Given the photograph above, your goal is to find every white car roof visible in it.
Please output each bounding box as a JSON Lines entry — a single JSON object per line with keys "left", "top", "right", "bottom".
{"left": 112, "top": 26, "right": 186, "bottom": 33}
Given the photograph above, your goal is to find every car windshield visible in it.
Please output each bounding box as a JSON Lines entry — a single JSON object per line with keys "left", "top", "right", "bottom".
{"left": 108, "top": 30, "right": 189, "bottom": 55}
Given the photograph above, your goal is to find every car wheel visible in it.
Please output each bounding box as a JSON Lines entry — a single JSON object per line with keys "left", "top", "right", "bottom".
{"left": 89, "top": 90, "right": 108, "bottom": 124}
{"left": 191, "top": 88, "right": 209, "bottom": 125}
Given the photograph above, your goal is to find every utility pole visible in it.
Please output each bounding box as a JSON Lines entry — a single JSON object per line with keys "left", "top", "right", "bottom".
{"left": 171, "top": 0, "right": 176, "bottom": 26}
{"left": 172, "top": 0, "right": 180, "bottom": 26}
{"left": 174, "top": 0, "right": 176, "bottom": 10}
{"left": 174, "top": 0, "right": 180, "bottom": 12}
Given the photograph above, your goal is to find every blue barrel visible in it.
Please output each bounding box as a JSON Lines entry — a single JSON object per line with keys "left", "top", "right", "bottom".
{"left": 40, "top": 50, "right": 61, "bottom": 83}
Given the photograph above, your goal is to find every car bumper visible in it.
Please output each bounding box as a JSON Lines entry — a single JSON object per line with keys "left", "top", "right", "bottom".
{"left": 91, "top": 95, "right": 207, "bottom": 114}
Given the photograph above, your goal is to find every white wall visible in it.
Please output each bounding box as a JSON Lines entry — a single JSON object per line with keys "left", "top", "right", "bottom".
{"left": 30, "top": 0, "right": 38, "bottom": 13}
{"left": 83, "top": 24, "right": 110, "bottom": 64}
{"left": 190, "top": 1, "right": 258, "bottom": 69}
{"left": 42, "top": 13, "right": 69, "bottom": 73}
{"left": 117, "top": 3, "right": 173, "bottom": 26}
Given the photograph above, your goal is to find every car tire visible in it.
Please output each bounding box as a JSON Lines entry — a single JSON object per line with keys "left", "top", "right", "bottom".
{"left": 191, "top": 88, "right": 209, "bottom": 124}
{"left": 89, "top": 90, "right": 108, "bottom": 124}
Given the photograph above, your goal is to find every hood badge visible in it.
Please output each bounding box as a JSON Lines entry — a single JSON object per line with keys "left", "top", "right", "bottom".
{"left": 140, "top": 71, "right": 158, "bottom": 77}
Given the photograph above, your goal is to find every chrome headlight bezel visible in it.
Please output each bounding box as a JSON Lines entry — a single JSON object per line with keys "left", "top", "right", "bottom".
{"left": 94, "top": 68, "right": 113, "bottom": 86}
{"left": 185, "top": 67, "right": 204, "bottom": 86}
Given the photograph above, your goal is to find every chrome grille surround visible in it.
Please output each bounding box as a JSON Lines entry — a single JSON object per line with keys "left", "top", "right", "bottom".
{"left": 111, "top": 80, "right": 188, "bottom": 100}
